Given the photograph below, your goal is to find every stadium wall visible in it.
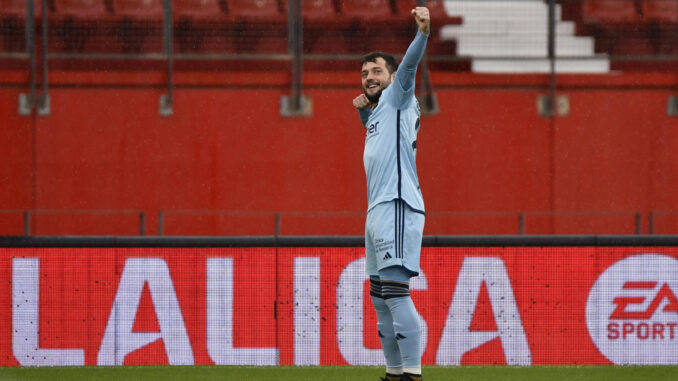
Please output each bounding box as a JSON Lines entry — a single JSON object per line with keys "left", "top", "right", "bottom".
{"left": 2, "top": 235, "right": 678, "bottom": 366}
{"left": 1, "top": 70, "right": 678, "bottom": 235}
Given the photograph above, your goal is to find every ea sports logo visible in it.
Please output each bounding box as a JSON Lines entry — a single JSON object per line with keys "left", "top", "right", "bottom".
{"left": 586, "top": 254, "right": 678, "bottom": 364}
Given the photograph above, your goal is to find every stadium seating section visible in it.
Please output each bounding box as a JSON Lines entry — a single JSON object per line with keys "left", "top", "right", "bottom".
{"left": 643, "top": 0, "right": 678, "bottom": 23}
{"left": 0, "top": 0, "right": 41, "bottom": 52}
{"left": 0, "top": 0, "right": 676, "bottom": 67}
{"left": 0, "top": 0, "right": 462, "bottom": 55}
{"left": 577, "top": 0, "right": 678, "bottom": 56}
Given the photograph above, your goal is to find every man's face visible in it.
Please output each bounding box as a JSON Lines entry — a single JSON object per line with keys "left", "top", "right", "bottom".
{"left": 361, "top": 57, "right": 395, "bottom": 104}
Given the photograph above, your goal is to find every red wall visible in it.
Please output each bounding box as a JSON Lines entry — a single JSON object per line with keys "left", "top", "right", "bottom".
{"left": 0, "top": 88, "right": 33, "bottom": 235}
{"left": 1, "top": 70, "right": 677, "bottom": 235}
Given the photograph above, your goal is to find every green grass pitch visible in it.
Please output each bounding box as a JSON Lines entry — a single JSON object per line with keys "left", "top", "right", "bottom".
{"left": 1, "top": 365, "right": 677, "bottom": 381}
{"left": 0, "top": 366, "right": 678, "bottom": 381}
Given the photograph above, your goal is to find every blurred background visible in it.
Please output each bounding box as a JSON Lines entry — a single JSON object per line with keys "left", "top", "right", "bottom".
{"left": 1, "top": 0, "right": 677, "bottom": 236}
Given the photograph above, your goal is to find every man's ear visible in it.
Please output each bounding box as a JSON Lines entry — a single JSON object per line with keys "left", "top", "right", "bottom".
{"left": 391, "top": 71, "right": 396, "bottom": 82}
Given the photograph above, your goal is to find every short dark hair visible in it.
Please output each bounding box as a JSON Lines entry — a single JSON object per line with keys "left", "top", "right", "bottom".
{"left": 361, "top": 52, "right": 399, "bottom": 74}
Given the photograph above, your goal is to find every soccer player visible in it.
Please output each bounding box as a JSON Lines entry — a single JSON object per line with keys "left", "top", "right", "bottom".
{"left": 352, "top": 6, "right": 430, "bottom": 381}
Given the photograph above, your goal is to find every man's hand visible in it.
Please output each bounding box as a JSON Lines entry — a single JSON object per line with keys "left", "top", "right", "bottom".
{"left": 411, "top": 7, "right": 430, "bottom": 35}
{"left": 353, "top": 94, "right": 373, "bottom": 110}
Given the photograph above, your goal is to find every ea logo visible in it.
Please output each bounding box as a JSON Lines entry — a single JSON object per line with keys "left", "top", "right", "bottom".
{"left": 586, "top": 254, "right": 678, "bottom": 364}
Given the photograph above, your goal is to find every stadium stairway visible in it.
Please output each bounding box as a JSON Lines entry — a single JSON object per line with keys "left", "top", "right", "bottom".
{"left": 440, "top": 0, "right": 610, "bottom": 73}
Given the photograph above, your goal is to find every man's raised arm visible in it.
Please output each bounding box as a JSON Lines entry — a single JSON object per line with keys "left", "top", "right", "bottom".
{"left": 393, "top": 7, "right": 430, "bottom": 105}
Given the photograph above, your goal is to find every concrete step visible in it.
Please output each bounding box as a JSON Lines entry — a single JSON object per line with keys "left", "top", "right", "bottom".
{"left": 472, "top": 57, "right": 610, "bottom": 73}
{"left": 457, "top": 36, "right": 596, "bottom": 57}
{"left": 445, "top": 0, "right": 553, "bottom": 10}
{"left": 440, "top": 21, "right": 576, "bottom": 39}
{"left": 444, "top": 1, "right": 562, "bottom": 20}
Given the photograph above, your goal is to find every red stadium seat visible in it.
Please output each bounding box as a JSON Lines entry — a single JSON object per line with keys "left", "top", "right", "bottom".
{"left": 0, "top": 0, "right": 42, "bottom": 17}
{"left": 581, "top": 1, "right": 645, "bottom": 57}
{"left": 175, "top": 0, "right": 227, "bottom": 22}
{"left": 641, "top": 0, "right": 678, "bottom": 55}
{"left": 341, "top": 0, "right": 395, "bottom": 20}
{"left": 1, "top": 0, "right": 42, "bottom": 52}
{"left": 173, "top": 0, "right": 231, "bottom": 53}
{"left": 109, "top": 0, "right": 164, "bottom": 53}
{"left": 582, "top": 0, "right": 640, "bottom": 24}
{"left": 226, "top": 0, "right": 285, "bottom": 23}
{"left": 223, "top": 0, "right": 286, "bottom": 53}
{"left": 301, "top": 0, "right": 340, "bottom": 23}
{"left": 53, "top": 0, "right": 110, "bottom": 19}
{"left": 49, "top": 0, "right": 111, "bottom": 53}
{"left": 111, "top": 0, "right": 163, "bottom": 20}
{"left": 336, "top": 0, "right": 408, "bottom": 53}
{"left": 0, "top": 0, "right": 24, "bottom": 16}
{"left": 642, "top": 0, "right": 678, "bottom": 23}
{"left": 279, "top": 0, "right": 343, "bottom": 53}
{"left": 278, "top": 0, "right": 344, "bottom": 26}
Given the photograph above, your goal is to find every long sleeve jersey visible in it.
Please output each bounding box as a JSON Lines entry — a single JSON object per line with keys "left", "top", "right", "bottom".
{"left": 361, "top": 30, "right": 428, "bottom": 214}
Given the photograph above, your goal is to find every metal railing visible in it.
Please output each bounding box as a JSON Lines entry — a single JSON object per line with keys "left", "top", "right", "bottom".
{"left": 0, "top": 210, "right": 146, "bottom": 236}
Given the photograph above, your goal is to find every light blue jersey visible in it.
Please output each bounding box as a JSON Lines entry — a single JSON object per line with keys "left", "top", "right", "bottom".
{"left": 361, "top": 30, "right": 428, "bottom": 214}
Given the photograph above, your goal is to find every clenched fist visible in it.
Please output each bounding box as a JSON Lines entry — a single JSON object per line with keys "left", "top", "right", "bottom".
{"left": 411, "top": 7, "right": 430, "bottom": 35}
{"left": 353, "top": 94, "right": 373, "bottom": 110}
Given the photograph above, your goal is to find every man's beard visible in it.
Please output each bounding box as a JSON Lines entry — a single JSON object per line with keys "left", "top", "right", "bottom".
{"left": 364, "top": 78, "right": 391, "bottom": 104}
{"left": 364, "top": 87, "right": 384, "bottom": 104}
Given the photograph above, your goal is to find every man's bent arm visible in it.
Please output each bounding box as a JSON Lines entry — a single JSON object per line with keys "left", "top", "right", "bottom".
{"left": 358, "top": 108, "right": 373, "bottom": 127}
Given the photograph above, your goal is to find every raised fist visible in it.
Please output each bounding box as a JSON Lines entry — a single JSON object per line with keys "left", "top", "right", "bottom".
{"left": 411, "top": 7, "right": 430, "bottom": 35}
